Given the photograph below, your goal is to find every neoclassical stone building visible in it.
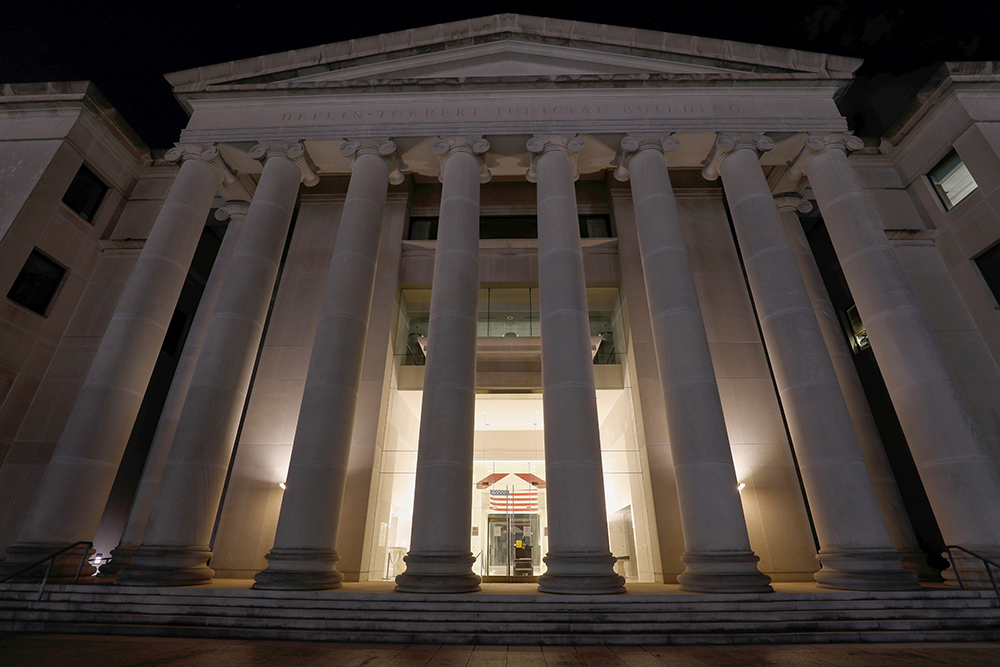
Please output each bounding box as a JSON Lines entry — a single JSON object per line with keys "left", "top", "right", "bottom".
{"left": 2, "top": 15, "right": 1000, "bottom": 595}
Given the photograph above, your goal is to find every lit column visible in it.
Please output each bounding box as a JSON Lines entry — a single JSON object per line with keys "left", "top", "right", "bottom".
{"left": 775, "top": 193, "right": 938, "bottom": 580}
{"left": 118, "top": 142, "right": 316, "bottom": 586}
{"left": 0, "top": 145, "right": 233, "bottom": 579}
{"left": 395, "top": 137, "right": 490, "bottom": 593}
{"left": 794, "top": 133, "right": 1000, "bottom": 585}
{"left": 253, "top": 139, "right": 403, "bottom": 590}
{"left": 527, "top": 135, "right": 625, "bottom": 594}
{"left": 616, "top": 135, "right": 772, "bottom": 592}
{"left": 101, "top": 202, "right": 248, "bottom": 576}
{"left": 704, "top": 133, "right": 917, "bottom": 590}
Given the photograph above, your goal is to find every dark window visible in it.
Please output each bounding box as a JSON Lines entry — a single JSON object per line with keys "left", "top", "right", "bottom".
{"left": 7, "top": 249, "right": 67, "bottom": 315}
{"left": 407, "top": 214, "right": 612, "bottom": 240}
{"left": 976, "top": 243, "right": 1000, "bottom": 305}
{"left": 62, "top": 164, "right": 108, "bottom": 223}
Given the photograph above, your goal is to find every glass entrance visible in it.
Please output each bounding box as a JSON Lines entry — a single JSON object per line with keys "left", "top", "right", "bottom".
{"left": 486, "top": 513, "right": 540, "bottom": 578}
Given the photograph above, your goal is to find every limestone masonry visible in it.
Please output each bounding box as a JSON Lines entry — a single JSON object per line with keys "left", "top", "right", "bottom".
{"left": 2, "top": 15, "right": 1000, "bottom": 599}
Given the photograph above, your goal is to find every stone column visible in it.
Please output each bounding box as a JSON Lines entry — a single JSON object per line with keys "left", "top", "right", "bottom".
{"left": 794, "top": 133, "right": 1000, "bottom": 585}
{"left": 704, "top": 133, "right": 917, "bottom": 591}
{"left": 395, "top": 137, "right": 490, "bottom": 593}
{"left": 775, "top": 193, "right": 938, "bottom": 581}
{"left": 527, "top": 135, "right": 625, "bottom": 594}
{"left": 1, "top": 145, "right": 232, "bottom": 579}
{"left": 253, "top": 139, "right": 403, "bottom": 590}
{"left": 101, "top": 203, "right": 247, "bottom": 576}
{"left": 615, "top": 135, "right": 772, "bottom": 593}
{"left": 117, "top": 142, "right": 316, "bottom": 586}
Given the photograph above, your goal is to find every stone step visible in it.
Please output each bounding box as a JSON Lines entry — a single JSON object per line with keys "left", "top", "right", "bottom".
{"left": 3, "top": 600, "right": 999, "bottom": 624}
{"left": 5, "top": 606, "right": 1000, "bottom": 633}
{"left": 4, "top": 618, "right": 1000, "bottom": 645}
{"left": 3, "top": 583, "right": 998, "bottom": 645}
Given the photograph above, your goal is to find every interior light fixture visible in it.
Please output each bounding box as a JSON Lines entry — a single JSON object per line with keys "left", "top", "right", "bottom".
{"left": 279, "top": 482, "right": 287, "bottom": 490}
{"left": 737, "top": 483, "right": 746, "bottom": 491}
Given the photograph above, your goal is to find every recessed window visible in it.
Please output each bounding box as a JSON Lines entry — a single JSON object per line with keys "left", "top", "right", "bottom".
{"left": 7, "top": 249, "right": 67, "bottom": 316}
{"left": 406, "top": 215, "right": 613, "bottom": 240}
{"left": 62, "top": 164, "right": 108, "bottom": 223}
{"left": 975, "top": 243, "right": 1000, "bottom": 307}
{"left": 929, "top": 150, "right": 978, "bottom": 210}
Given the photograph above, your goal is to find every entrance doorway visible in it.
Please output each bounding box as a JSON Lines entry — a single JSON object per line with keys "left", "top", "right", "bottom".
{"left": 486, "top": 512, "right": 540, "bottom": 580}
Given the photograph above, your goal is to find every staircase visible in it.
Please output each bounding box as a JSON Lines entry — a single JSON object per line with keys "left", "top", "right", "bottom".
{"left": 1, "top": 582, "right": 999, "bottom": 645}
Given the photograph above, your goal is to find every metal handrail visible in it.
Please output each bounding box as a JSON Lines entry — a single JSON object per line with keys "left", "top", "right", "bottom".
{"left": 0, "top": 541, "right": 93, "bottom": 601}
{"left": 944, "top": 545, "right": 1000, "bottom": 604}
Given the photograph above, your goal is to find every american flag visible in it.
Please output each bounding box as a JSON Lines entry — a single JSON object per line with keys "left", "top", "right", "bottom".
{"left": 489, "top": 488, "right": 539, "bottom": 512}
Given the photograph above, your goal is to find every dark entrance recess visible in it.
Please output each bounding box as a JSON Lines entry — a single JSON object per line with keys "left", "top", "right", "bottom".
{"left": 802, "top": 215, "right": 948, "bottom": 572}
{"left": 91, "top": 221, "right": 227, "bottom": 561}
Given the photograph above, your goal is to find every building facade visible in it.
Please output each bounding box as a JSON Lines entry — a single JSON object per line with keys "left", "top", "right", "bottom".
{"left": 2, "top": 15, "right": 1000, "bottom": 594}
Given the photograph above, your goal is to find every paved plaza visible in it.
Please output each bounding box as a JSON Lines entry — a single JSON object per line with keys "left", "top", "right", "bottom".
{"left": 1, "top": 636, "right": 998, "bottom": 667}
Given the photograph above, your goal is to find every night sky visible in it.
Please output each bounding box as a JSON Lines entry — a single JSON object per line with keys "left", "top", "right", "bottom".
{"left": 2, "top": 2, "right": 996, "bottom": 150}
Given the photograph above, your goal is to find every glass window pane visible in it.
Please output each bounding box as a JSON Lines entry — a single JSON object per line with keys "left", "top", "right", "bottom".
{"left": 7, "top": 249, "right": 67, "bottom": 316}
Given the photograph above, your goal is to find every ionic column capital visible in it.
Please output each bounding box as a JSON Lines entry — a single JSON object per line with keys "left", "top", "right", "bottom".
{"left": 773, "top": 192, "right": 814, "bottom": 214}
{"left": 433, "top": 136, "right": 492, "bottom": 183}
{"left": 340, "top": 138, "right": 405, "bottom": 185}
{"left": 165, "top": 144, "right": 238, "bottom": 188}
{"left": 787, "top": 132, "right": 866, "bottom": 180}
{"left": 214, "top": 201, "right": 251, "bottom": 222}
{"left": 525, "top": 134, "right": 584, "bottom": 183}
{"left": 249, "top": 141, "right": 319, "bottom": 187}
{"left": 701, "top": 132, "right": 774, "bottom": 182}
{"left": 613, "top": 134, "right": 680, "bottom": 182}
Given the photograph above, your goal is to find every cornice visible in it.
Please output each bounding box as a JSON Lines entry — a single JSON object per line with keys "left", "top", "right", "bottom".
{"left": 165, "top": 15, "right": 860, "bottom": 94}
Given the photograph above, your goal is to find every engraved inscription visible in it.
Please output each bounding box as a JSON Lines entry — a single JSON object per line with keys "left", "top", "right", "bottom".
{"left": 274, "top": 100, "right": 743, "bottom": 125}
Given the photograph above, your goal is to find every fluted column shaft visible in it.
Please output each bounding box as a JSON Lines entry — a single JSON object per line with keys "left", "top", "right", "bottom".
{"left": 775, "top": 194, "right": 937, "bottom": 580}
{"left": 118, "top": 144, "right": 306, "bottom": 586}
{"left": 529, "top": 135, "right": 625, "bottom": 594}
{"left": 620, "top": 137, "right": 771, "bottom": 593}
{"left": 1, "top": 148, "right": 226, "bottom": 578}
{"left": 395, "top": 139, "right": 487, "bottom": 593}
{"left": 709, "top": 136, "right": 917, "bottom": 590}
{"left": 102, "top": 204, "right": 247, "bottom": 576}
{"left": 253, "top": 142, "right": 398, "bottom": 590}
{"left": 800, "top": 136, "right": 1000, "bottom": 583}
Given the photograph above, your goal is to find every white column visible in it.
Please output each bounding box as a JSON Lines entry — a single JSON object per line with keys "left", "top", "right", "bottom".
{"left": 101, "top": 203, "right": 247, "bottom": 576}
{"left": 616, "top": 135, "right": 772, "bottom": 592}
{"left": 527, "top": 135, "right": 625, "bottom": 594}
{"left": 795, "top": 133, "right": 1000, "bottom": 586}
{"left": 118, "top": 142, "right": 315, "bottom": 586}
{"left": 253, "top": 139, "right": 403, "bottom": 590}
{"left": 775, "top": 193, "right": 938, "bottom": 581}
{"left": 0, "top": 146, "right": 231, "bottom": 579}
{"left": 704, "top": 133, "right": 917, "bottom": 591}
{"left": 395, "top": 137, "right": 489, "bottom": 593}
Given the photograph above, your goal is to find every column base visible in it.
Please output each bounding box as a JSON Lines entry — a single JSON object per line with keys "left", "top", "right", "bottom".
{"left": 98, "top": 545, "right": 135, "bottom": 577}
{"left": 900, "top": 550, "right": 943, "bottom": 582}
{"left": 814, "top": 548, "right": 920, "bottom": 591}
{"left": 943, "top": 546, "right": 1000, "bottom": 589}
{"left": 0, "top": 542, "right": 96, "bottom": 581}
{"left": 252, "top": 548, "right": 344, "bottom": 590}
{"left": 115, "top": 545, "right": 214, "bottom": 587}
{"left": 677, "top": 551, "right": 773, "bottom": 593}
{"left": 536, "top": 552, "right": 626, "bottom": 595}
{"left": 394, "top": 552, "right": 481, "bottom": 593}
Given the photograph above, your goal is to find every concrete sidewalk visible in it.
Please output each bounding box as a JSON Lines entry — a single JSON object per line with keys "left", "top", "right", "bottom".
{"left": 1, "top": 635, "right": 997, "bottom": 666}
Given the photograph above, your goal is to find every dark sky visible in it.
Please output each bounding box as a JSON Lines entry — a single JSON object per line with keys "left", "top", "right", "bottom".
{"left": 2, "top": 2, "right": 996, "bottom": 149}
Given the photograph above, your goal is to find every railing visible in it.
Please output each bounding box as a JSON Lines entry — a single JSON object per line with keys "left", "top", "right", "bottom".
{"left": 0, "top": 541, "right": 93, "bottom": 601}
{"left": 944, "top": 545, "right": 1000, "bottom": 604}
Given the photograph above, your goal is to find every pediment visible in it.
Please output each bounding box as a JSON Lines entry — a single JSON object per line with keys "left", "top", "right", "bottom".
{"left": 166, "top": 14, "right": 862, "bottom": 98}
{"left": 283, "top": 41, "right": 757, "bottom": 85}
